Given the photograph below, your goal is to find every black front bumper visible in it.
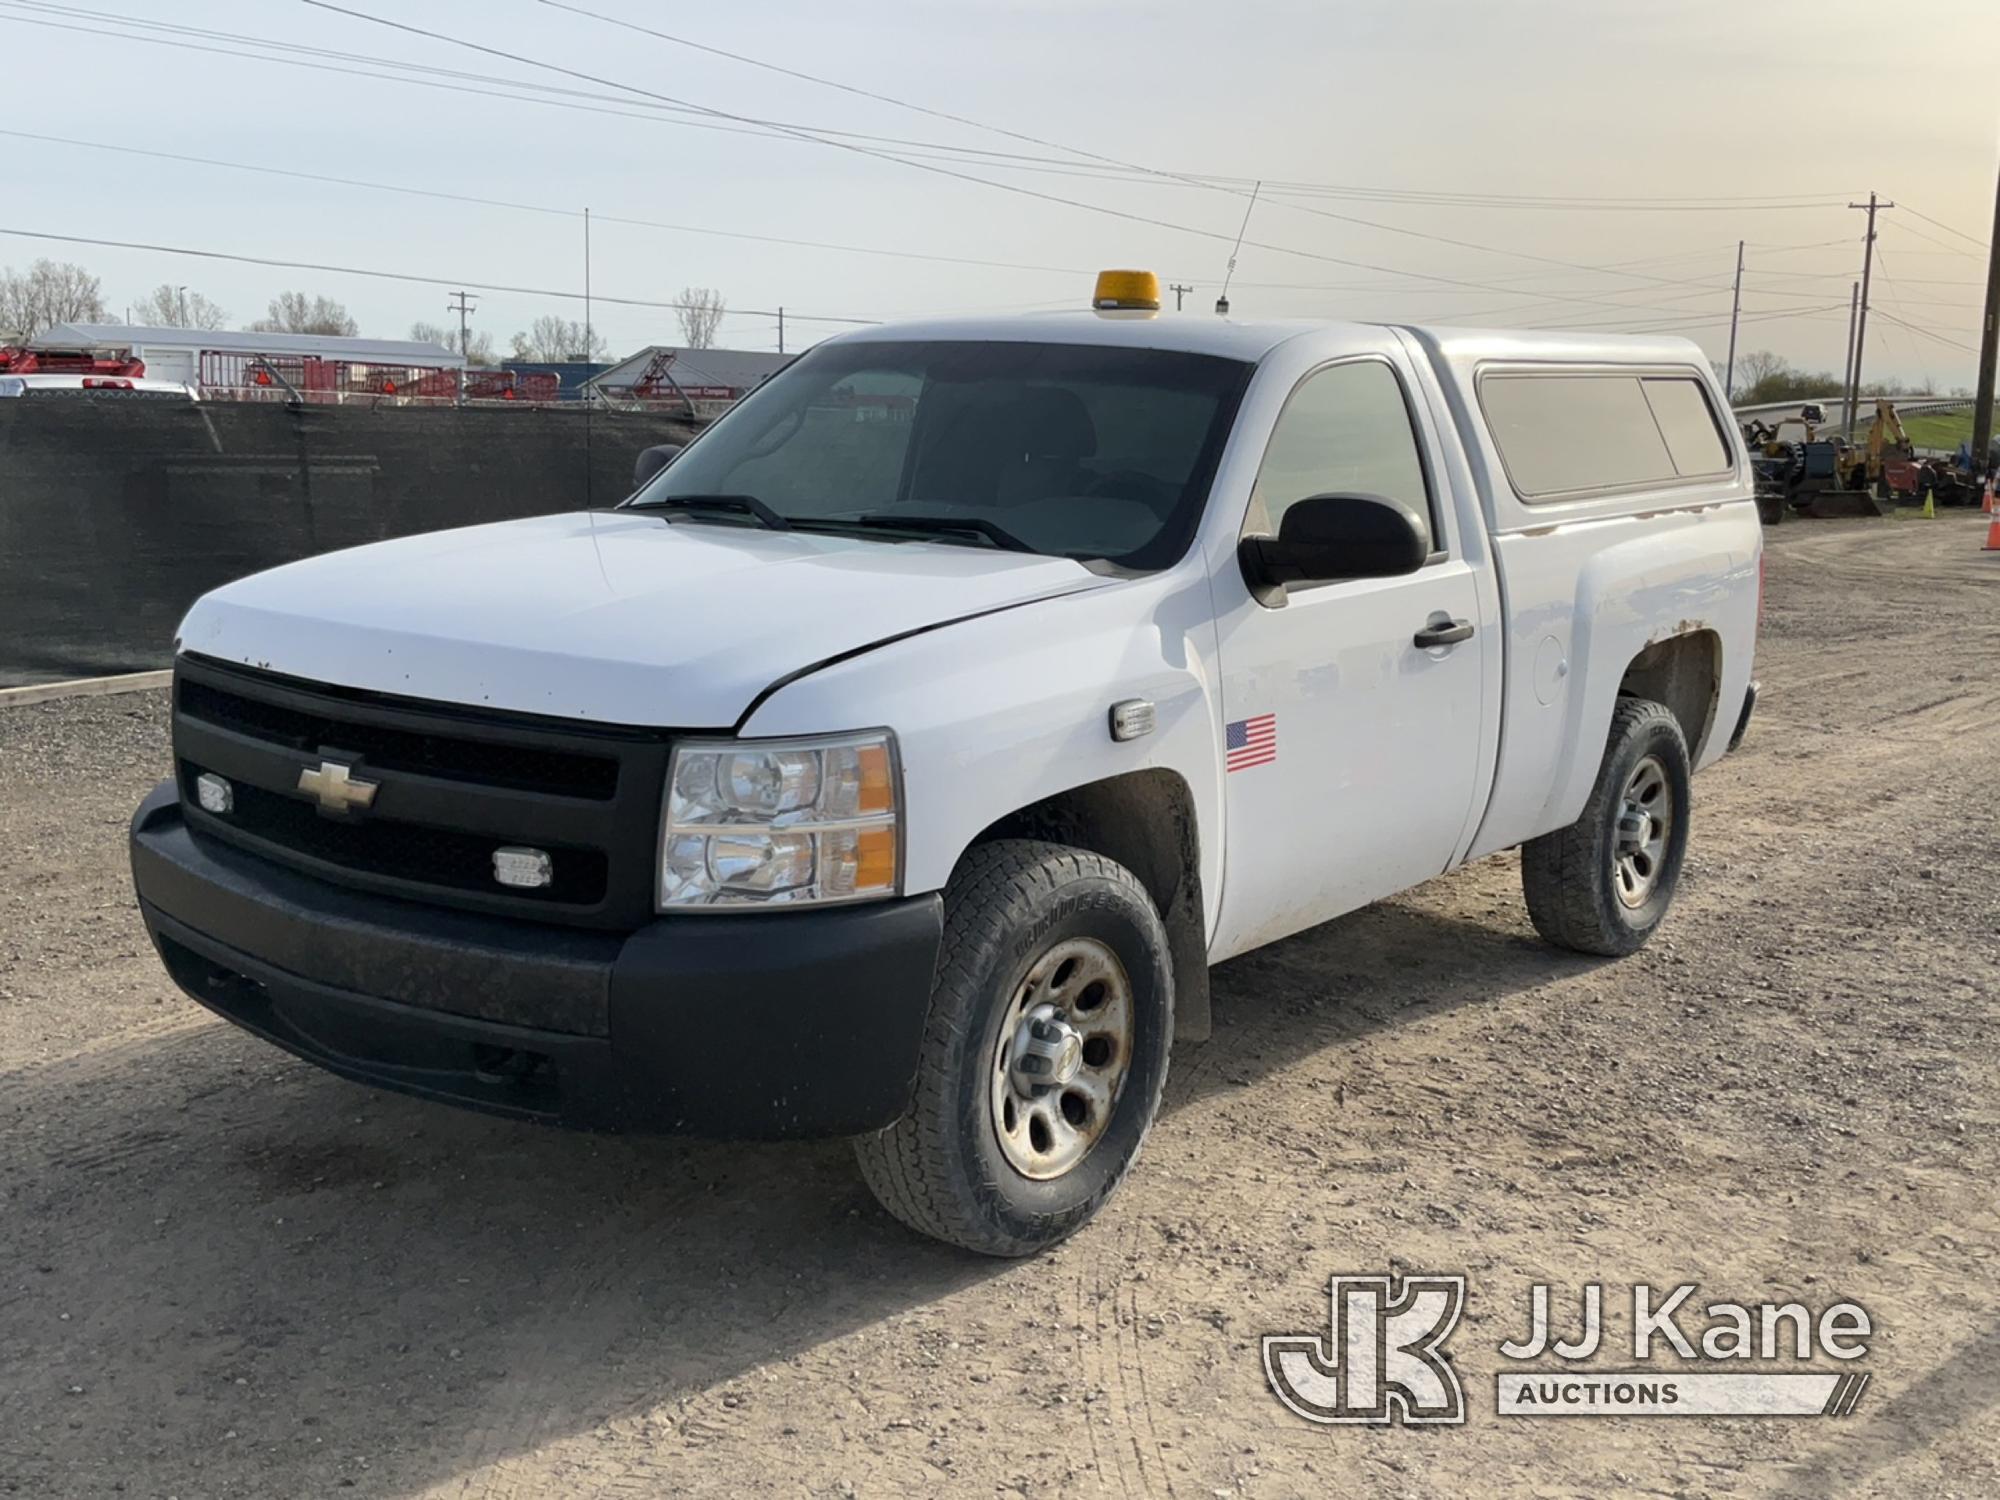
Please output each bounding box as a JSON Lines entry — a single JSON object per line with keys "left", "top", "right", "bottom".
{"left": 130, "top": 781, "right": 943, "bottom": 1138}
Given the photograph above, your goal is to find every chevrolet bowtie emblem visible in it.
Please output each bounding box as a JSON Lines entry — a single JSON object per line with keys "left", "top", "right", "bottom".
{"left": 298, "top": 758, "right": 379, "bottom": 818}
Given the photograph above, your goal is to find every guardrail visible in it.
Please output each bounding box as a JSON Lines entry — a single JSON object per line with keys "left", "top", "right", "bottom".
{"left": 1730, "top": 396, "right": 1979, "bottom": 420}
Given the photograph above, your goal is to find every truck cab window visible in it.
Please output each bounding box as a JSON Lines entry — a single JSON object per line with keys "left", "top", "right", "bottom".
{"left": 705, "top": 367, "right": 923, "bottom": 511}
{"left": 640, "top": 341, "right": 1251, "bottom": 570}
{"left": 1244, "top": 360, "right": 1438, "bottom": 550}
{"left": 1479, "top": 371, "right": 1731, "bottom": 500}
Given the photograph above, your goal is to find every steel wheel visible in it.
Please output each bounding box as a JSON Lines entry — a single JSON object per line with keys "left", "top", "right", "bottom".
{"left": 1612, "top": 753, "right": 1672, "bottom": 908}
{"left": 989, "top": 936, "right": 1135, "bottom": 1181}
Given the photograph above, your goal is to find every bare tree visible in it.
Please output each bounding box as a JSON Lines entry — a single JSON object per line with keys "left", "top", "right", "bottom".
{"left": 410, "top": 320, "right": 496, "bottom": 367}
{"left": 250, "top": 291, "right": 359, "bottom": 337}
{"left": 675, "top": 286, "right": 725, "bottom": 350}
{"left": 508, "top": 316, "right": 608, "bottom": 362}
{"left": 1731, "top": 350, "right": 1788, "bottom": 395}
{"left": 0, "top": 258, "right": 108, "bottom": 339}
{"left": 133, "top": 283, "right": 229, "bottom": 330}
{"left": 1731, "top": 349, "right": 1844, "bottom": 406}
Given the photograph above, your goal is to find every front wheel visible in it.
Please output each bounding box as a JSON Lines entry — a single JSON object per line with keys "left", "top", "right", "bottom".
{"left": 1521, "top": 698, "right": 1691, "bottom": 956}
{"left": 854, "top": 840, "right": 1173, "bottom": 1256}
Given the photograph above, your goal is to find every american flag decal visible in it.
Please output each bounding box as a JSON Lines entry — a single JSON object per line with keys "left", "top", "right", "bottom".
{"left": 1226, "top": 713, "right": 1278, "bottom": 772}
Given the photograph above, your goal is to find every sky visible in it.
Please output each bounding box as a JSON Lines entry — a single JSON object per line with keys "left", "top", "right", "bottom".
{"left": 2, "top": 0, "right": 1995, "bottom": 387}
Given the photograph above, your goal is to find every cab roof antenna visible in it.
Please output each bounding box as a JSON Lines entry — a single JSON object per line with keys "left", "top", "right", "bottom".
{"left": 1216, "top": 180, "right": 1260, "bottom": 317}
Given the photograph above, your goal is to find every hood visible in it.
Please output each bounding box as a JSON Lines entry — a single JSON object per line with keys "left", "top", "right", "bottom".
{"left": 177, "top": 511, "right": 1112, "bottom": 726}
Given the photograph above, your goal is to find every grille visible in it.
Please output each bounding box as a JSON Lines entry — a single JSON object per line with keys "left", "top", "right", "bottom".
{"left": 172, "top": 657, "right": 671, "bottom": 929}
{"left": 190, "top": 769, "right": 608, "bottom": 905}
{"left": 179, "top": 676, "right": 618, "bottom": 799}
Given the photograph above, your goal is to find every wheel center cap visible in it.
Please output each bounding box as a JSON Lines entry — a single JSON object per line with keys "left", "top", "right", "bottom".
{"left": 1053, "top": 1032, "right": 1082, "bottom": 1084}
{"left": 1010, "top": 1005, "right": 1083, "bottom": 1094}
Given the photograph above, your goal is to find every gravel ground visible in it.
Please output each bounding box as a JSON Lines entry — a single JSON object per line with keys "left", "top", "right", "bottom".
{"left": 2, "top": 514, "right": 1997, "bottom": 1499}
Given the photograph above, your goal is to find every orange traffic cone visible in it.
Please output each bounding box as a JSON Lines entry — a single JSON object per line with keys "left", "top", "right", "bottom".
{"left": 1985, "top": 508, "right": 2000, "bottom": 552}
{"left": 1985, "top": 478, "right": 1997, "bottom": 515}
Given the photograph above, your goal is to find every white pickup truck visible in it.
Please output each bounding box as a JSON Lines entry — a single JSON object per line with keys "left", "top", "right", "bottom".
{"left": 131, "top": 272, "right": 1760, "bottom": 1255}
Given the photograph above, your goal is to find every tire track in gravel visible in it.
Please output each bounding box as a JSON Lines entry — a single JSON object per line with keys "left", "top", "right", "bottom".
{"left": 1067, "top": 1245, "right": 1129, "bottom": 1497}
{"left": 1108, "top": 1215, "right": 1177, "bottom": 1499}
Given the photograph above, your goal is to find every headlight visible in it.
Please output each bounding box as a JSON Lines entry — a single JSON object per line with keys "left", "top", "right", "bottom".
{"left": 658, "top": 731, "right": 900, "bottom": 909}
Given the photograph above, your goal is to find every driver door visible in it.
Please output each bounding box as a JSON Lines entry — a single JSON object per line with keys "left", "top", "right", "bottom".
{"left": 1210, "top": 349, "right": 1488, "bottom": 958}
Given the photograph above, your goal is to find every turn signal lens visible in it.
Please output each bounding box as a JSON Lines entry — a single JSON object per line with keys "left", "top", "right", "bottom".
{"left": 856, "top": 742, "right": 893, "bottom": 815}
{"left": 853, "top": 825, "right": 896, "bottom": 888}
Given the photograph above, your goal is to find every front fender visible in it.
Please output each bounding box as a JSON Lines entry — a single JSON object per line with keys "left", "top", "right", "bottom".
{"left": 739, "top": 571, "right": 1224, "bottom": 938}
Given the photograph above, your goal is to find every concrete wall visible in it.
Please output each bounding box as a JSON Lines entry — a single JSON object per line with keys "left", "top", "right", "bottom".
{"left": 0, "top": 400, "right": 699, "bottom": 687}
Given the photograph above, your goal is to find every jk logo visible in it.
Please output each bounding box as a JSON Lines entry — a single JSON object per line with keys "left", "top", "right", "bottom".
{"left": 1263, "top": 1274, "right": 1467, "bottom": 1426}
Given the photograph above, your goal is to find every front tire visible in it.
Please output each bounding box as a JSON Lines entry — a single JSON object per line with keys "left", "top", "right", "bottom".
{"left": 854, "top": 840, "right": 1173, "bottom": 1256}
{"left": 1521, "top": 698, "right": 1691, "bottom": 957}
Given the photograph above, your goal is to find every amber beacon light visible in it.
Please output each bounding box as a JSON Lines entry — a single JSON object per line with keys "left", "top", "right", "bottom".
{"left": 1092, "top": 269, "right": 1161, "bottom": 312}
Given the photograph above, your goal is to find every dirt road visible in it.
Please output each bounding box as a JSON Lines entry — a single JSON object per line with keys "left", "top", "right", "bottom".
{"left": 4, "top": 515, "right": 1997, "bottom": 1499}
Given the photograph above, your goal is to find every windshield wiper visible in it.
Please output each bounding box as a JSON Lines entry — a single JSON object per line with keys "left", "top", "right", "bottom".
{"left": 849, "top": 513, "right": 1035, "bottom": 553}
{"left": 624, "top": 493, "right": 791, "bottom": 531}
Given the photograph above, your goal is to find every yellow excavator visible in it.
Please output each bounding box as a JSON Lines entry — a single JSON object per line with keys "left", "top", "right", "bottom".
{"left": 1847, "top": 399, "right": 1919, "bottom": 501}
{"left": 1745, "top": 400, "right": 1913, "bottom": 521}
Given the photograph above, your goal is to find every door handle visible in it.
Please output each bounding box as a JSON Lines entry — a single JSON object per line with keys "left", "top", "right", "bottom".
{"left": 1414, "top": 617, "right": 1474, "bottom": 649}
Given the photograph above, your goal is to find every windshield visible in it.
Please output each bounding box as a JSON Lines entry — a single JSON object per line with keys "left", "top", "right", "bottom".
{"left": 627, "top": 339, "right": 1253, "bottom": 570}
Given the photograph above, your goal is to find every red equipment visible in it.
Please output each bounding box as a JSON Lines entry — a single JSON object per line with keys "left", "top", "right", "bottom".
{"left": 0, "top": 346, "right": 146, "bottom": 377}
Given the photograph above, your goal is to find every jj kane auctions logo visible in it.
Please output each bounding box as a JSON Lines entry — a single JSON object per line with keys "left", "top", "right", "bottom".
{"left": 1265, "top": 1275, "right": 1873, "bottom": 1424}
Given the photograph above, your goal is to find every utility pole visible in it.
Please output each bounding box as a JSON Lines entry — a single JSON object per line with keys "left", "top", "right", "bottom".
{"left": 1841, "top": 282, "right": 1860, "bottom": 435}
{"left": 1845, "top": 192, "right": 1894, "bottom": 438}
{"left": 1724, "top": 240, "right": 1744, "bottom": 402}
{"left": 176, "top": 286, "right": 188, "bottom": 327}
{"left": 447, "top": 290, "right": 477, "bottom": 405}
{"left": 777, "top": 306, "right": 785, "bottom": 355}
{"left": 1168, "top": 282, "right": 1194, "bottom": 312}
{"left": 1972, "top": 150, "right": 2000, "bottom": 477}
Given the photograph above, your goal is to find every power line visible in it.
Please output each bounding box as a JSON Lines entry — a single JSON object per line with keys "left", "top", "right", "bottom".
{"left": 1872, "top": 310, "right": 1979, "bottom": 354}
{"left": 0, "top": 124, "right": 1823, "bottom": 328}
{"left": 1743, "top": 236, "right": 1863, "bottom": 253}
{"left": 535, "top": 0, "right": 1222, "bottom": 202}
{"left": 0, "top": 5, "right": 1229, "bottom": 189}
{"left": 0, "top": 127, "right": 1098, "bottom": 281}
{"left": 1886, "top": 217, "right": 1987, "bottom": 261}
{"left": 1900, "top": 204, "right": 1990, "bottom": 252}
{"left": 287, "top": 0, "right": 1765, "bottom": 313}
{"left": 0, "top": 3, "right": 1932, "bottom": 341}
{"left": 0, "top": 226, "right": 881, "bottom": 325}
{"left": 1517, "top": 301, "right": 1849, "bottom": 335}
{"left": 1259, "top": 187, "right": 1849, "bottom": 214}
{"left": 0, "top": 4, "right": 1865, "bottom": 215}
{"left": 1, "top": 1, "right": 1862, "bottom": 313}
{"left": 532, "top": 0, "right": 1819, "bottom": 294}
{"left": 1743, "top": 266, "right": 1985, "bottom": 286}
{"left": 533, "top": 0, "right": 1858, "bottom": 216}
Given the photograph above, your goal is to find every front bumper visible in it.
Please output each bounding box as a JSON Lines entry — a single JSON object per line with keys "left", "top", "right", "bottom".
{"left": 130, "top": 781, "right": 943, "bottom": 1138}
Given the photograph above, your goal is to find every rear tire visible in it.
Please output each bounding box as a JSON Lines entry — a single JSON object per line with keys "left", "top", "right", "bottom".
{"left": 854, "top": 840, "right": 1173, "bottom": 1257}
{"left": 1521, "top": 698, "right": 1691, "bottom": 957}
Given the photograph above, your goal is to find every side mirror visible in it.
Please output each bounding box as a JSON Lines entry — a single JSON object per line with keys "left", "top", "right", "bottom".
{"left": 632, "top": 443, "right": 684, "bottom": 490}
{"left": 1238, "top": 492, "right": 1429, "bottom": 597}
